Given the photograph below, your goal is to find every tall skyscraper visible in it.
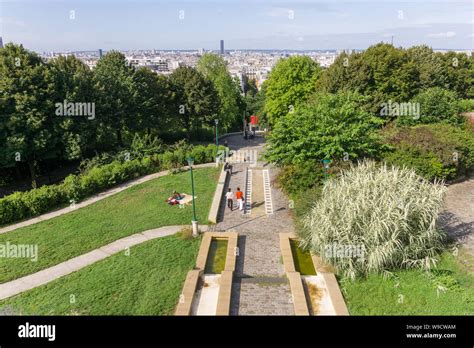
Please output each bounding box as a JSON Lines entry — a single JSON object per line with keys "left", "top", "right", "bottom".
{"left": 98, "top": 49, "right": 103, "bottom": 58}
{"left": 0, "top": 37, "right": 3, "bottom": 49}
{"left": 220, "top": 40, "right": 224, "bottom": 55}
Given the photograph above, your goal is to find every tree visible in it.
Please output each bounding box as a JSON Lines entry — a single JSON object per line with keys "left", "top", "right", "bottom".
{"left": 132, "top": 67, "right": 172, "bottom": 135}
{"left": 0, "top": 43, "right": 58, "bottom": 188}
{"left": 440, "top": 51, "right": 474, "bottom": 99}
{"left": 93, "top": 51, "right": 135, "bottom": 147}
{"left": 169, "top": 66, "right": 220, "bottom": 138}
{"left": 265, "top": 92, "right": 382, "bottom": 166}
{"left": 264, "top": 56, "right": 322, "bottom": 125}
{"left": 49, "top": 55, "right": 97, "bottom": 160}
{"left": 197, "top": 53, "right": 243, "bottom": 131}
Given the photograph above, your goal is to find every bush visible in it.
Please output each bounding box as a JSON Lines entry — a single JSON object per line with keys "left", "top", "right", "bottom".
{"left": 265, "top": 92, "right": 383, "bottom": 166}
{"left": 300, "top": 161, "right": 447, "bottom": 280}
{"left": 396, "top": 87, "right": 463, "bottom": 126}
{"left": 0, "top": 143, "right": 221, "bottom": 226}
{"left": 381, "top": 123, "right": 474, "bottom": 180}
{"left": 458, "top": 99, "right": 474, "bottom": 113}
{"left": 278, "top": 160, "right": 324, "bottom": 195}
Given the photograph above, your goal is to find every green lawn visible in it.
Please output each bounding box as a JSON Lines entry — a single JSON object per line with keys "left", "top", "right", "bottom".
{"left": 339, "top": 249, "right": 474, "bottom": 315}
{"left": 0, "top": 167, "right": 220, "bottom": 283}
{"left": 0, "top": 234, "right": 200, "bottom": 315}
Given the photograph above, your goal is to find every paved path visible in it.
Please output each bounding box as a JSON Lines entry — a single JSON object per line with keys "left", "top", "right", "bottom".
{"left": 216, "top": 134, "right": 295, "bottom": 315}
{"left": 0, "top": 163, "right": 214, "bottom": 235}
{"left": 0, "top": 225, "right": 206, "bottom": 300}
{"left": 438, "top": 177, "right": 474, "bottom": 256}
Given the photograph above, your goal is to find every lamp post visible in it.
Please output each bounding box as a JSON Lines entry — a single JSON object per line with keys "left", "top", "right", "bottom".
{"left": 322, "top": 159, "right": 332, "bottom": 182}
{"left": 214, "top": 119, "right": 219, "bottom": 166}
{"left": 187, "top": 157, "right": 198, "bottom": 237}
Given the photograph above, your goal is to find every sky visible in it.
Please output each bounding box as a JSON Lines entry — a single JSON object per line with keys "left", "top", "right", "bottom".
{"left": 0, "top": 0, "right": 473, "bottom": 51}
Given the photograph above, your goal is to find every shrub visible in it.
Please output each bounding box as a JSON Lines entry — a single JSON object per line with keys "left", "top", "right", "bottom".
{"left": 62, "top": 174, "right": 82, "bottom": 201}
{"left": 265, "top": 92, "right": 383, "bottom": 166}
{"left": 396, "top": 87, "right": 463, "bottom": 126}
{"left": 278, "top": 160, "right": 324, "bottom": 195}
{"left": 300, "top": 161, "right": 447, "bottom": 280}
{"left": 381, "top": 123, "right": 474, "bottom": 180}
{"left": 458, "top": 99, "right": 474, "bottom": 113}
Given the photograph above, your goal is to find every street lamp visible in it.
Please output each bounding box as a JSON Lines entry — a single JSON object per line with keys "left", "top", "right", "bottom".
{"left": 187, "top": 157, "right": 198, "bottom": 237}
{"left": 214, "top": 119, "right": 219, "bottom": 166}
{"left": 322, "top": 159, "right": 332, "bottom": 182}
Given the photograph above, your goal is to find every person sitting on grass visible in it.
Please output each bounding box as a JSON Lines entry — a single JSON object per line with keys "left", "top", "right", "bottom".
{"left": 167, "top": 191, "right": 184, "bottom": 205}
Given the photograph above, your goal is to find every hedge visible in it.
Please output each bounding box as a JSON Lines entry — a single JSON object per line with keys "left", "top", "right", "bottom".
{"left": 381, "top": 124, "right": 474, "bottom": 180}
{"left": 0, "top": 144, "right": 224, "bottom": 226}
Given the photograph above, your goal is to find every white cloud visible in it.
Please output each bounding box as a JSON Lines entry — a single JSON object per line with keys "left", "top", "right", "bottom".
{"left": 427, "top": 31, "right": 456, "bottom": 38}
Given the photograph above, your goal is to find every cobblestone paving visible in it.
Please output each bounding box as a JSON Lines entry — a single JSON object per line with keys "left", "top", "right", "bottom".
{"left": 438, "top": 177, "right": 474, "bottom": 256}
{"left": 217, "top": 134, "right": 295, "bottom": 315}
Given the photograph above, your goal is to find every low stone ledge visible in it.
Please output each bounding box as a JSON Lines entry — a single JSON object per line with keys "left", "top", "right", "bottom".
{"left": 279, "top": 233, "right": 296, "bottom": 273}
{"left": 319, "top": 272, "right": 350, "bottom": 315}
{"left": 207, "top": 165, "right": 228, "bottom": 224}
{"left": 195, "top": 233, "right": 213, "bottom": 270}
{"left": 175, "top": 269, "right": 202, "bottom": 315}
{"left": 216, "top": 270, "right": 233, "bottom": 315}
{"left": 287, "top": 272, "right": 310, "bottom": 316}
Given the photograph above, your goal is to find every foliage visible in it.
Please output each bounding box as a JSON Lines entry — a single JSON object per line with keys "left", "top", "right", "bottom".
{"left": 93, "top": 51, "right": 136, "bottom": 147}
{"left": 458, "top": 99, "right": 474, "bottom": 112}
{"left": 396, "top": 87, "right": 463, "bottom": 126}
{"left": 381, "top": 123, "right": 474, "bottom": 180}
{"left": 278, "top": 160, "right": 324, "bottom": 196}
{"left": 265, "top": 91, "right": 383, "bottom": 166}
{"left": 264, "top": 56, "right": 322, "bottom": 125}
{"left": 132, "top": 67, "right": 172, "bottom": 135}
{"left": 197, "top": 53, "right": 244, "bottom": 132}
{"left": 300, "top": 161, "right": 447, "bottom": 280}
{"left": 169, "top": 66, "right": 221, "bottom": 138}
{"left": 0, "top": 43, "right": 58, "bottom": 187}
{"left": 317, "top": 43, "right": 474, "bottom": 115}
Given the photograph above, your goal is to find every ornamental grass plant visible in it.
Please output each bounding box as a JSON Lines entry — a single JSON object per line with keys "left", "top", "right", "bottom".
{"left": 301, "top": 161, "right": 447, "bottom": 280}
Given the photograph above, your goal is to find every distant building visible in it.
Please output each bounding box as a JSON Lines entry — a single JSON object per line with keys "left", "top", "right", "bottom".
{"left": 0, "top": 37, "right": 3, "bottom": 49}
{"left": 98, "top": 49, "right": 103, "bottom": 58}
{"left": 220, "top": 40, "right": 224, "bottom": 55}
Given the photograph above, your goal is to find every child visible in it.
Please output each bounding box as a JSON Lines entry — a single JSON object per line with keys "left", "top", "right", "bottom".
{"left": 236, "top": 187, "right": 244, "bottom": 211}
{"left": 225, "top": 188, "right": 234, "bottom": 210}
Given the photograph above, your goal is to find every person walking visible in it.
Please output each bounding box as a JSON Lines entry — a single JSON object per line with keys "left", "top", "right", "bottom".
{"left": 236, "top": 187, "right": 244, "bottom": 211}
{"left": 226, "top": 188, "right": 234, "bottom": 210}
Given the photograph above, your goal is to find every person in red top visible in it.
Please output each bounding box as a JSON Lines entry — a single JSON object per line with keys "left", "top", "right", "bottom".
{"left": 236, "top": 187, "right": 244, "bottom": 211}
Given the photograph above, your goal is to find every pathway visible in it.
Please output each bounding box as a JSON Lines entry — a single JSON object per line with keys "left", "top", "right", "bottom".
{"left": 216, "top": 134, "right": 295, "bottom": 315}
{"left": 0, "top": 163, "right": 215, "bottom": 235}
{"left": 438, "top": 177, "right": 474, "bottom": 257}
{"left": 0, "top": 225, "right": 207, "bottom": 300}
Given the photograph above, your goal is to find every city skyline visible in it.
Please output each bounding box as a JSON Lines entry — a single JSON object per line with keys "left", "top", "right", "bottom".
{"left": 0, "top": 0, "right": 472, "bottom": 52}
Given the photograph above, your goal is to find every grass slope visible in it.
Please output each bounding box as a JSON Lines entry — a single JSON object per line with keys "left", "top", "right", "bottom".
{"left": 0, "top": 234, "right": 200, "bottom": 315}
{"left": 340, "top": 250, "right": 474, "bottom": 315}
{"left": 0, "top": 167, "right": 219, "bottom": 283}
